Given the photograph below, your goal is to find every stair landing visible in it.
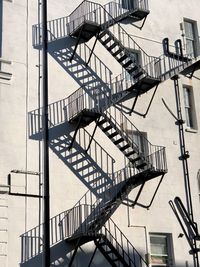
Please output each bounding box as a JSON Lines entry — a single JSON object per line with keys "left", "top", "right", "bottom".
{"left": 70, "top": 21, "right": 101, "bottom": 42}
{"left": 69, "top": 109, "right": 101, "bottom": 127}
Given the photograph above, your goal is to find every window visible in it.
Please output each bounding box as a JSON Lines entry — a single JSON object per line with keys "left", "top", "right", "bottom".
{"left": 183, "top": 86, "right": 197, "bottom": 130}
{"left": 121, "top": 0, "right": 135, "bottom": 10}
{"left": 132, "top": 130, "right": 148, "bottom": 155}
{"left": 124, "top": 49, "right": 141, "bottom": 81}
{"left": 184, "top": 19, "right": 200, "bottom": 57}
{"left": 197, "top": 170, "right": 200, "bottom": 203}
{"left": 149, "top": 233, "right": 174, "bottom": 267}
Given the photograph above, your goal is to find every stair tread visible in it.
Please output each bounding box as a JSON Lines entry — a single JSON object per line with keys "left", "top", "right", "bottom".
{"left": 119, "top": 144, "right": 130, "bottom": 151}
{"left": 102, "top": 125, "right": 113, "bottom": 132}
{"left": 136, "top": 161, "right": 148, "bottom": 168}
{"left": 97, "top": 118, "right": 107, "bottom": 125}
{"left": 130, "top": 156, "right": 143, "bottom": 163}
{"left": 117, "top": 54, "right": 128, "bottom": 63}
{"left": 107, "top": 43, "right": 118, "bottom": 51}
{"left": 125, "top": 150, "right": 136, "bottom": 157}
{"left": 132, "top": 70, "right": 144, "bottom": 79}
{"left": 128, "top": 65, "right": 138, "bottom": 74}
{"left": 113, "top": 138, "right": 124, "bottom": 145}
{"left": 102, "top": 37, "right": 112, "bottom": 45}
{"left": 98, "top": 31, "right": 108, "bottom": 39}
{"left": 111, "top": 49, "right": 123, "bottom": 57}
{"left": 108, "top": 132, "right": 118, "bottom": 139}
{"left": 123, "top": 59, "right": 134, "bottom": 68}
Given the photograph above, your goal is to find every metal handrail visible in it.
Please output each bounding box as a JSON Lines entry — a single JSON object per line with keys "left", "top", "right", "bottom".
{"left": 102, "top": 218, "right": 149, "bottom": 266}
{"left": 32, "top": 0, "right": 149, "bottom": 46}
{"left": 20, "top": 203, "right": 148, "bottom": 265}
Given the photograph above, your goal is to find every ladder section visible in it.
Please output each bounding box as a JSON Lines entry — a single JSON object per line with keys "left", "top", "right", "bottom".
{"left": 98, "top": 25, "right": 161, "bottom": 94}
{"left": 32, "top": 0, "right": 149, "bottom": 47}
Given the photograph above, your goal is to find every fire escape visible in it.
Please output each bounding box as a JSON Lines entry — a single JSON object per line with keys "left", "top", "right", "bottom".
{"left": 21, "top": 0, "right": 200, "bottom": 266}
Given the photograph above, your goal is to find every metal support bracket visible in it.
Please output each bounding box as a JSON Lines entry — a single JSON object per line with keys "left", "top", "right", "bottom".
{"left": 142, "top": 83, "right": 159, "bottom": 118}
{"left": 131, "top": 15, "right": 148, "bottom": 30}
{"left": 86, "top": 31, "right": 100, "bottom": 66}
{"left": 139, "top": 15, "right": 148, "bottom": 30}
{"left": 68, "top": 238, "right": 81, "bottom": 267}
{"left": 88, "top": 245, "right": 98, "bottom": 267}
{"left": 85, "top": 117, "right": 100, "bottom": 153}
{"left": 129, "top": 84, "right": 159, "bottom": 117}
{"left": 187, "top": 64, "right": 198, "bottom": 79}
{"left": 131, "top": 182, "right": 145, "bottom": 208}
{"left": 129, "top": 90, "right": 140, "bottom": 115}
{"left": 70, "top": 25, "right": 85, "bottom": 62}
{"left": 68, "top": 114, "right": 83, "bottom": 150}
{"left": 124, "top": 174, "right": 165, "bottom": 210}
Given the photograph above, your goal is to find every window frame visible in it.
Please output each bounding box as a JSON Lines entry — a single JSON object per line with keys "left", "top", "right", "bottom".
{"left": 123, "top": 49, "right": 142, "bottom": 82}
{"left": 149, "top": 233, "right": 175, "bottom": 267}
{"left": 197, "top": 170, "right": 200, "bottom": 202}
{"left": 121, "top": 0, "right": 136, "bottom": 10}
{"left": 183, "top": 18, "right": 200, "bottom": 57}
{"left": 183, "top": 85, "right": 198, "bottom": 131}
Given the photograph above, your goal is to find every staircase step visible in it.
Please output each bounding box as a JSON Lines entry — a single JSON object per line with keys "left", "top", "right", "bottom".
{"left": 125, "top": 150, "right": 136, "bottom": 157}
{"left": 108, "top": 132, "right": 118, "bottom": 139}
{"left": 107, "top": 43, "right": 118, "bottom": 51}
{"left": 112, "top": 49, "right": 123, "bottom": 57}
{"left": 99, "top": 241, "right": 107, "bottom": 247}
{"left": 119, "top": 144, "right": 130, "bottom": 151}
{"left": 136, "top": 161, "right": 147, "bottom": 169}
{"left": 77, "top": 164, "right": 93, "bottom": 172}
{"left": 117, "top": 54, "right": 128, "bottom": 63}
{"left": 130, "top": 156, "right": 142, "bottom": 163}
{"left": 97, "top": 118, "right": 107, "bottom": 126}
{"left": 102, "top": 125, "right": 113, "bottom": 132}
{"left": 102, "top": 37, "right": 112, "bottom": 46}
{"left": 98, "top": 31, "right": 108, "bottom": 39}
{"left": 133, "top": 70, "right": 144, "bottom": 79}
{"left": 113, "top": 138, "right": 124, "bottom": 145}
{"left": 128, "top": 65, "right": 139, "bottom": 73}
{"left": 123, "top": 60, "right": 134, "bottom": 68}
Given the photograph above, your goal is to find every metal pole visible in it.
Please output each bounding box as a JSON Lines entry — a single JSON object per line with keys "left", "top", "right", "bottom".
{"left": 172, "top": 75, "right": 199, "bottom": 267}
{"left": 42, "top": 0, "right": 50, "bottom": 266}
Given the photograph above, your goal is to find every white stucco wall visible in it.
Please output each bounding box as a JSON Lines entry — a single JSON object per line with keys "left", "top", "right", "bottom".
{"left": 0, "top": 0, "right": 200, "bottom": 266}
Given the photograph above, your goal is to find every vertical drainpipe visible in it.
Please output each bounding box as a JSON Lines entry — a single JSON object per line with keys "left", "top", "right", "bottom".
{"left": 42, "top": 0, "right": 50, "bottom": 266}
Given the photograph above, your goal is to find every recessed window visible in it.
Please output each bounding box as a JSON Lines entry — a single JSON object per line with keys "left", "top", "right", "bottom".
{"left": 124, "top": 49, "right": 141, "bottom": 81}
{"left": 197, "top": 170, "right": 200, "bottom": 203}
{"left": 149, "top": 233, "right": 174, "bottom": 267}
{"left": 121, "top": 0, "right": 135, "bottom": 10}
{"left": 183, "top": 86, "right": 197, "bottom": 130}
{"left": 123, "top": 127, "right": 148, "bottom": 154}
{"left": 184, "top": 19, "right": 200, "bottom": 57}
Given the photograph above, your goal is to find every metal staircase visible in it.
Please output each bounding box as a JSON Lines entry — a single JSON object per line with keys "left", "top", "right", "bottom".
{"left": 24, "top": 90, "right": 167, "bottom": 265}
{"left": 23, "top": 0, "right": 200, "bottom": 265}
{"left": 97, "top": 26, "right": 160, "bottom": 94}
{"left": 20, "top": 196, "right": 148, "bottom": 267}
{"left": 97, "top": 109, "right": 152, "bottom": 170}
{"left": 32, "top": 0, "right": 149, "bottom": 46}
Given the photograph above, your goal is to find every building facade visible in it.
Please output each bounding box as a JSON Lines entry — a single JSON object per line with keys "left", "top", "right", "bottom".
{"left": 0, "top": 0, "right": 200, "bottom": 266}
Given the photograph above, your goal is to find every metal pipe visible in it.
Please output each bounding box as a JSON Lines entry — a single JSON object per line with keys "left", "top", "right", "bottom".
{"left": 42, "top": 0, "right": 50, "bottom": 266}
